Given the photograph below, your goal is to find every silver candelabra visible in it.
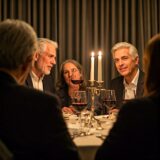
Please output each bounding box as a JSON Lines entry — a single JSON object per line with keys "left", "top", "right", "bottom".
{"left": 87, "top": 80, "right": 104, "bottom": 130}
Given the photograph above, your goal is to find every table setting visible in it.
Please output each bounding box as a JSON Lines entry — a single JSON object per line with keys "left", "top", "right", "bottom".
{"left": 63, "top": 111, "right": 117, "bottom": 160}
{"left": 63, "top": 111, "right": 117, "bottom": 143}
{"left": 62, "top": 51, "right": 118, "bottom": 160}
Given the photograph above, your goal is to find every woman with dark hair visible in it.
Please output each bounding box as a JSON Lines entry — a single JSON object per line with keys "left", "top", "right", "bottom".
{"left": 56, "top": 59, "right": 87, "bottom": 114}
{"left": 143, "top": 34, "right": 160, "bottom": 96}
{"left": 95, "top": 34, "right": 160, "bottom": 160}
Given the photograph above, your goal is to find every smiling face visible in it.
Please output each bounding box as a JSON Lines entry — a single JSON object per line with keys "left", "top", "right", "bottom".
{"left": 63, "top": 62, "right": 81, "bottom": 86}
{"left": 34, "top": 43, "right": 56, "bottom": 77}
{"left": 113, "top": 47, "right": 139, "bottom": 79}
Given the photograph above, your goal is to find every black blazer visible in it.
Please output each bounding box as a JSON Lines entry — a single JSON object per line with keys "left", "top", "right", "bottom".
{"left": 95, "top": 95, "right": 159, "bottom": 160}
{"left": 110, "top": 70, "right": 145, "bottom": 108}
{"left": 25, "top": 74, "right": 56, "bottom": 95}
{"left": 0, "top": 71, "right": 80, "bottom": 160}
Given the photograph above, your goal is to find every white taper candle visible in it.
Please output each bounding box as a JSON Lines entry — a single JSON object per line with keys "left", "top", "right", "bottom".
{"left": 90, "top": 51, "right": 95, "bottom": 81}
{"left": 98, "top": 51, "right": 102, "bottom": 81}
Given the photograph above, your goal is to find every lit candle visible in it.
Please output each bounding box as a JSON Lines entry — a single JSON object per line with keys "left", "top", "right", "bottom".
{"left": 90, "top": 51, "right": 95, "bottom": 81}
{"left": 98, "top": 51, "right": 102, "bottom": 81}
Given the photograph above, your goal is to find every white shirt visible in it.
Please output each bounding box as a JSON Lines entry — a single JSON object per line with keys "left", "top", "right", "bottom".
{"left": 123, "top": 69, "right": 139, "bottom": 100}
{"left": 30, "top": 71, "right": 44, "bottom": 91}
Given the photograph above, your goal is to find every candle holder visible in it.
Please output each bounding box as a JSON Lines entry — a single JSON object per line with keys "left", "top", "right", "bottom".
{"left": 95, "top": 81, "right": 104, "bottom": 96}
{"left": 87, "top": 80, "right": 96, "bottom": 112}
{"left": 87, "top": 80, "right": 104, "bottom": 130}
{"left": 96, "top": 81, "right": 104, "bottom": 88}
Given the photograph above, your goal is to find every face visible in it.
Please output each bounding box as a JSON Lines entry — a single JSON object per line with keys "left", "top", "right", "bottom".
{"left": 63, "top": 62, "right": 81, "bottom": 86}
{"left": 35, "top": 43, "right": 56, "bottom": 76}
{"left": 113, "top": 47, "right": 139, "bottom": 78}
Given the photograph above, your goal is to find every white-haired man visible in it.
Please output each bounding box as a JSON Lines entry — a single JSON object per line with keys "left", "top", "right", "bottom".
{"left": 25, "top": 38, "right": 58, "bottom": 94}
{"left": 110, "top": 42, "right": 144, "bottom": 109}
{"left": 0, "top": 19, "right": 80, "bottom": 160}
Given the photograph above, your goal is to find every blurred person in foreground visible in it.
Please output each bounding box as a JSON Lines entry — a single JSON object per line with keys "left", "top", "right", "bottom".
{"left": 110, "top": 42, "right": 144, "bottom": 109}
{"left": 95, "top": 35, "right": 160, "bottom": 160}
{"left": 0, "top": 19, "right": 80, "bottom": 160}
{"left": 25, "top": 38, "right": 58, "bottom": 94}
{"left": 56, "top": 59, "right": 87, "bottom": 114}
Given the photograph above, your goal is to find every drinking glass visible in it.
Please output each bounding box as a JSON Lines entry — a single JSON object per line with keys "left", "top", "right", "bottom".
{"left": 71, "top": 91, "right": 88, "bottom": 135}
{"left": 122, "top": 89, "right": 136, "bottom": 104}
{"left": 99, "top": 89, "right": 108, "bottom": 114}
{"left": 102, "top": 90, "right": 116, "bottom": 115}
{"left": 71, "top": 71, "right": 83, "bottom": 84}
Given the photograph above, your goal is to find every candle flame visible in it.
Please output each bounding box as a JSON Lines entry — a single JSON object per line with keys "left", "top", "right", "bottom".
{"left": 91, "top": 51, "right": 94, "bottom": 57}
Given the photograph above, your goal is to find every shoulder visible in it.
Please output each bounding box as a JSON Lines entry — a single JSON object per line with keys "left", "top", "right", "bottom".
{"left": 120, "top": 96, "right": 159, "bottom": 116}
{"left": 116, "top": 96, "right": 159, "bottom": 135}
{"left": 43, "top": 74, "right": 54, "bottom": 82}
{"left": 18, "top": 85, "right": 60, "bottom": 109}
{"left": 25, "top": 74, "right": 32, "bottom": 86}
{"left": 111, "top": 76, "right": 123, "bottom": 87}
{"left": 111, "top": 76, "right": 123, "bottom": 83}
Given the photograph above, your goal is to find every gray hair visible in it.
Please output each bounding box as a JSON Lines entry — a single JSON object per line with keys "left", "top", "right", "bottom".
{"left": 111, "top": 42, "right": 138, "bottom": 60}
{"left": 0, "top": 19, "right": 37, "bottom": 69}
{"left": 37, "top": 38, "right": 58, "bottom": 54}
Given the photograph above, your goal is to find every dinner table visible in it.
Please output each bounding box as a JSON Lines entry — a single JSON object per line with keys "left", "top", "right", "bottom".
{"left": 63, "top": 112, "right": 116, "bottom": 160}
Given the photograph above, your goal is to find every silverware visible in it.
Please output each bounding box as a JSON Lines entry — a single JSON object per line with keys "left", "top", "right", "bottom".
{"left": 95, "top": 133, "right": 106, "bottom": 140}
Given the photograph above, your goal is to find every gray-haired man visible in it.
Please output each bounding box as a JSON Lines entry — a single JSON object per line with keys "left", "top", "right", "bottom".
{"left": 110, "top": 42, "right": 144, "bottom": 108}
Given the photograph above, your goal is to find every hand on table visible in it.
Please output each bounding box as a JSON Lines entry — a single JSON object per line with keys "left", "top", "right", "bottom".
{"left": 62, "top": 106, "right": 76, "bottom": 114}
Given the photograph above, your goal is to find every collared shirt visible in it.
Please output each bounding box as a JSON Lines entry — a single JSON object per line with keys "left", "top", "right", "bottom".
{"left": 30, "top": 71, "right": 44, "bottom": 91}
{"left": 123, "top": 69, "right": 139, "bottom": 100}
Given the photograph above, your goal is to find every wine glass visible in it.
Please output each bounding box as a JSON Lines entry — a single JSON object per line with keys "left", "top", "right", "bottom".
{"left": 71, "top": 91, "right": 88, "bottom": 135}
{"left": 71, "top": 71, "right": 83, "bottom": 84}
{"left": 103, "top": 90, "right": 117, "bottom": 115}
{"left": 122, "top": 89, "right": 136, "bottom": 104}
{"left": 99, "top": 89, "right": 108, "bottom": 114}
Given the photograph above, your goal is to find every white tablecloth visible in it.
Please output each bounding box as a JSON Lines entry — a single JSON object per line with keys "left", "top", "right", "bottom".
{"left": 64, "top": 113, "right": 116, "bottom": 160}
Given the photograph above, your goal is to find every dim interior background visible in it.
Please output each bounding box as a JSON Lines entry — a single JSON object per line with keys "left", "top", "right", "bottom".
{"left": 0, "top": 0, "right": 160, "bottom": 88}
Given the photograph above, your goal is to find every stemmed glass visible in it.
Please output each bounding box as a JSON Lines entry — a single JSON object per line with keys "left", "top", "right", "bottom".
{"left": 71, "top": 71, "right": 83, "bottom": 85}
{"left": 102, "top": 90, "right": 117, "bottom": 115}
{"left": 122, "top": 89, "right": 136, "bottom": 104}
{"left": 71, "top": 91, "right": 88, "bottom": 135}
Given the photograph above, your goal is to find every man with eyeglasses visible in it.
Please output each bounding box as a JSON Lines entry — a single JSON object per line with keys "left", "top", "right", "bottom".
{"left": 25, "top": 38, "right": 58, "bottom": 94}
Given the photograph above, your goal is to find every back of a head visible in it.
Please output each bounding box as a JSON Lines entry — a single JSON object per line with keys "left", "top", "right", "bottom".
{"left": 111, "top": 42, "right": 138, "bottom": 59}
{"left": 143, "top": 34, "right": 160, "bottom": 95}
{"left": 0, "top": 19, "right": 37, "bottom": 70}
